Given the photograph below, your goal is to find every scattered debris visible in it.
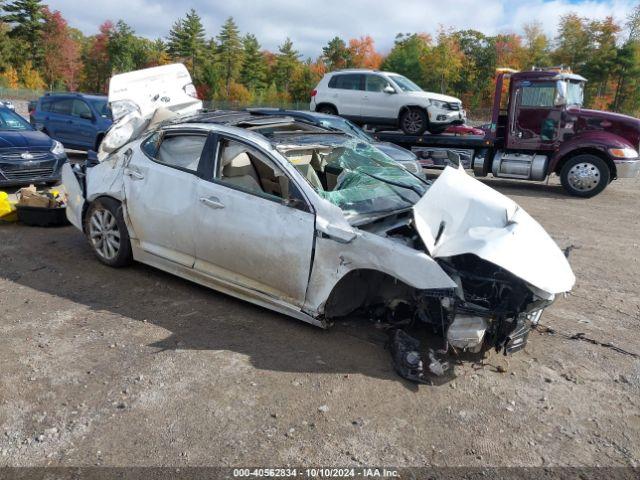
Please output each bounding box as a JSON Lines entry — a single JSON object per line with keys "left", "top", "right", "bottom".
{"left": 318, "top": 405, "right": 329, "bottom": 413}
{"left": 535, "top": 324, "right": 640, "bottom": 359}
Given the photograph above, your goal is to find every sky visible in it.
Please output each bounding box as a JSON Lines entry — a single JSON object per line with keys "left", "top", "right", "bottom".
{"left": 45, "top": 0, "right": 635, "bottom": 57}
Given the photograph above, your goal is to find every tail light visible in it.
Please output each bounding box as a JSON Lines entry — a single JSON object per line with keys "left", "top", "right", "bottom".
{"left": 310, "top": 89, "right": 317, "bottom": 98}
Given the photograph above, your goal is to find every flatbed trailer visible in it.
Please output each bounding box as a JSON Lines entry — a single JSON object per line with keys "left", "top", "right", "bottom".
{"left": 371, "top": 69, "right": 640, "bottom": 197}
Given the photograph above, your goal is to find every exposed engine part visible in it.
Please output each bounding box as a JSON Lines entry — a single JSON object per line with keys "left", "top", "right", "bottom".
{"left": 447, "top": 315, "right": 488, "bottom": 353}
{"left": 387, "top": 329, "right": 453, "bottom": 384}
{"left": 492, "top": 150, "right": 549, "bottom": 180}
{"left": 503, "top": 316, "right": 531, "bottom": 354}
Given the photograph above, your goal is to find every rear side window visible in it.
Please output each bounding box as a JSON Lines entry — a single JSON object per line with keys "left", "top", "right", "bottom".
{"left": 328, "top": 74, "right": 364, "bottom": 91}
{"left": 51, "top": 99, "right": 73, "bottom": 115}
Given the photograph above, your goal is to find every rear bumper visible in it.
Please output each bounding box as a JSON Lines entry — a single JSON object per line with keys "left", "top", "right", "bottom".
{"left": 614, "top": 158, "right": 640, "bottom": 178}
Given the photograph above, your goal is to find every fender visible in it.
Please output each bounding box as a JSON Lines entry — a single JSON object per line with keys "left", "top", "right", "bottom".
{"left": 550, "top": 130, "right": 634, "bottom": 174}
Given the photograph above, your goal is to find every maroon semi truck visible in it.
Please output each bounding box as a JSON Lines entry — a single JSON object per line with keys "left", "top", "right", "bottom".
{"left": 375, "top": 69, "right": 640, "bottom": 197}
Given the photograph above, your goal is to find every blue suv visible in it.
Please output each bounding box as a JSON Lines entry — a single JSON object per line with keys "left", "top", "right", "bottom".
{"left": 31, "top": 93, "right": 112, "bottom": 151}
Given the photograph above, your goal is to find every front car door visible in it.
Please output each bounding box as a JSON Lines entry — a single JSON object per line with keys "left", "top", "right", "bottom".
{"left": 123, "top": 128, "right": 213, "bottom": 267}
{"left": 361, "top": 74, "right": 400, "bottom": 122}
{"left": 328, "top": 73, "right": 365, "bottom": 120}
{"left": 193, "top": 134, "right": 316, "bottom": 307}
{"left": 508, "top": 80, "right": 562, "bottom": 151}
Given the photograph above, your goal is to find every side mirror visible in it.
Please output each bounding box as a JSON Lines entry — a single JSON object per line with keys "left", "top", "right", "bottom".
{"left": 383, "top": 85, "right": 396, "bottom": 94}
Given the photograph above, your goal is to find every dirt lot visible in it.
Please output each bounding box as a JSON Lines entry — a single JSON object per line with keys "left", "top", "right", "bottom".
{"left": 1, "top": 169, "right": 639, "bottom": 468}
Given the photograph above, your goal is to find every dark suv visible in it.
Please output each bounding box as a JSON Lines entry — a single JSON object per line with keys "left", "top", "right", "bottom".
{"left": 30, "top": 93, "right": 112, "bottom": 151}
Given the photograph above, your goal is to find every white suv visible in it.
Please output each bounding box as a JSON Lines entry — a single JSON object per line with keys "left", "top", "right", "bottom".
{"left": 310, "top": 69, "right": 466, "bottom": 136}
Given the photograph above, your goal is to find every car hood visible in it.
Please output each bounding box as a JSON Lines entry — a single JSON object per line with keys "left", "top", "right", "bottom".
{"left": 413, "top": 167, "right": 575, "bottom": 295}
{"left": 0, "top": 130, "right": 53, "bottom": 151}
{"left": 404, "top": 91, "right": 462, "bottom": 104}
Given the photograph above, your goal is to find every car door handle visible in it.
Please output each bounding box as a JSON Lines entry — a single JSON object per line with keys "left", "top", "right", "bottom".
{"left": 124, "top": 168, "right": 144, "bottom": 180}
{"left": 200, "top": 196, "right": 224, "bottom": 209}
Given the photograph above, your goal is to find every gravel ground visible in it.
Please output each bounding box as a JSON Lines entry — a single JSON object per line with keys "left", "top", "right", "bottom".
{"left": 0, "top": 169, "right": 639, "bottom": 468}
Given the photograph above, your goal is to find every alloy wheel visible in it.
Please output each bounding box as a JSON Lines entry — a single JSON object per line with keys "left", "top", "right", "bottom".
{"left": 403, "top": 111, "right": 424, "bottom": 134}
{"left": 89, "top": 208, "right": 121, "bottom": 261}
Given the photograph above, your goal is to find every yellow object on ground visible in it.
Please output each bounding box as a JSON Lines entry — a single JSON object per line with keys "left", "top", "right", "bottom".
{"left": 0, "top": 191, "right": 17, "bottom": 222}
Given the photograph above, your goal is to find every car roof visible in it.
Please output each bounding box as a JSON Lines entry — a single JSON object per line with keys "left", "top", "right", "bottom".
{"left": 41, "top": 92, "right": 107, "bottom": 100}
{"left": 326, "top": 69, "right": 398, "bottom": 76}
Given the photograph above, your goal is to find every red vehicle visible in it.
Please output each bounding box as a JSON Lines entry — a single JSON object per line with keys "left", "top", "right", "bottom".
{"left": 375, "top": 69, "right": 640, "bottom": 197}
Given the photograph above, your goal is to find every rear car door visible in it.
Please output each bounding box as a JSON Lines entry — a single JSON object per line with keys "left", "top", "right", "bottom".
{"left": 193, "top": 134, "right": 316, "bottom": 307}
{"left": 328, "top": 74, "right": 365, "bottom": 120}
{"left": 361, "top": 74, "right": 399, "bottom": 121}
{"left": 123, "top": 129, "right": 212, "bottom": 267}
{"left": 47, "top": 98, "right": 74, "bottom": 143}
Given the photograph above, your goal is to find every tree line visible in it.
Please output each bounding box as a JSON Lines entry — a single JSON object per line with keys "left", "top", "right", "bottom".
{"left": 1, "top": 0, "right": 640, "bottom": 116}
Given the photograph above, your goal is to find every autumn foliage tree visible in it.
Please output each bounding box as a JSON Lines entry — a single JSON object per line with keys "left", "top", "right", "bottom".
{"left": 41, "top": 7, "right": 80, "bottom": 90}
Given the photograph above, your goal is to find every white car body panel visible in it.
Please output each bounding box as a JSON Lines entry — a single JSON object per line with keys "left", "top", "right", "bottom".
{"left": 413, "top": 167, "right": 576, "bottom": 295}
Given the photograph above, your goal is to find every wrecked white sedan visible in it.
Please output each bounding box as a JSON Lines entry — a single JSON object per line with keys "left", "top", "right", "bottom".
{"left": 62, "top": 65, "right": 575, "bottom": 383}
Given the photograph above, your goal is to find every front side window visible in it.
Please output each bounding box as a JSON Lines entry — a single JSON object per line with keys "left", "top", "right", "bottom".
{"left": 72, "top": 100, "right": 93, "bottom": 119}
{"left": 215, "top": 138, "right": 305, "bottom": 206}
{"left": 520, "top": 82, "right": 556, "bottom": 108}
{"left": 328, "top": 74, "right": 364, "bottom": 91}
{"left": 366, "top": 75, "right": 390, "bottom": 92}
{"left": 0, "top": 108, "right": 32, "bottom": 131}
{"left": 154, "top": 134, "right": 207, "bottom": 172}
{"left": 89, "top": 98, "right": 111, "bottom": 118}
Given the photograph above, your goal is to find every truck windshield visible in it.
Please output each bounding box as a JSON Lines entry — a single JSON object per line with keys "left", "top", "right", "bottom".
{"left": 388, "top": 74, "right": 423, "bottom": 92}
{"left": 273, "top": 134, "right": 428, "bottom": 222}
{"left": 566, "top": 81, "right": 584, "bottom": 106}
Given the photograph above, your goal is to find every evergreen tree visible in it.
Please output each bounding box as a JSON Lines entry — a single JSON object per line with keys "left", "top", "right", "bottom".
{"left": 167, "top": 9, "right": 206, "bottom": 80}
{"left": 274, "top": 38, "right": 300, "bottom": 93}
{"left": 240, "top": 33, "right": 266, "bottom": 92}
{"left": 2, "top": 0, "right": 44, "bottom": 65}
{"left": 216, "top": 16, "right": 243, "bottom": 95}
{"left": 321, "top": 36, "right": 350, "bottom": 70}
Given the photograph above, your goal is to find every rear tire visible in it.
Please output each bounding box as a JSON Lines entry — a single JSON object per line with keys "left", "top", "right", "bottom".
{"left": 316, "top": 104, "right": 338, "bottom": 116}
{"left": 85, "top": 198, "right": 132, "bottom": 267}
{"left": 560, "top": 154, "right": 610, "bottom": 198}
{"left": 400, "top": 108, "right": 427, "bottom": 136}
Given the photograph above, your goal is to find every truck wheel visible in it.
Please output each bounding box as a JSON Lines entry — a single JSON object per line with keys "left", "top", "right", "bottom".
{"left": 85, "top": 198, "right": 132, "bottom": 267}
{"left": 400, "top": 108, "right": 427, "bottom": 136}
{"left": 560, "top": 154, "right": 610, "bottom": 198}
{"left": 317, "top": 104, "right": 337, "bottom": 116}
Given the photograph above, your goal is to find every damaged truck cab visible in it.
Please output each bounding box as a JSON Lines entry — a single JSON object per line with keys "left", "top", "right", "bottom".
{"left": 62, "top": 64, "right": 576, "bottom": 384}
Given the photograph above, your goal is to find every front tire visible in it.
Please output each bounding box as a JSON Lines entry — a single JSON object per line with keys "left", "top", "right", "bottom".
{"left": 400, "top": 108, "right": 427, "bottom": 135}
{"left": 85, "top": 198, "right": 132, "bottom": 267}
{"left": 560, "top": 154, "right": 610, "bottom": 198}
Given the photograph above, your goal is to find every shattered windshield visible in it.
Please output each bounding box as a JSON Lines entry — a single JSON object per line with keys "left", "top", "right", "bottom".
{"left": 273, "top": 133, "right": 429, "bottom": 221}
